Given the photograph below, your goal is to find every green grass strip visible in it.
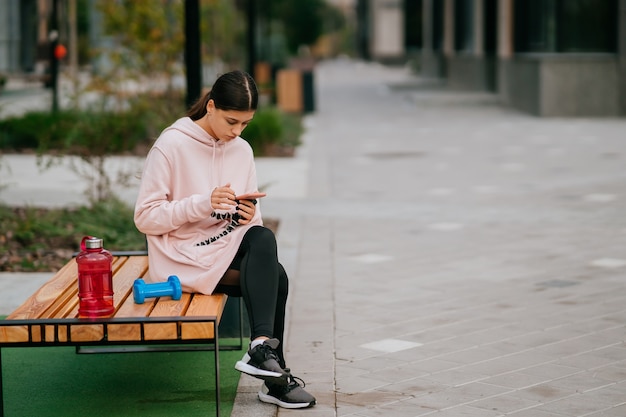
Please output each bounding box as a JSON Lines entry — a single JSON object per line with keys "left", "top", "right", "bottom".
{"left": 0, "top": 341, "right": 245, "bottom": 416}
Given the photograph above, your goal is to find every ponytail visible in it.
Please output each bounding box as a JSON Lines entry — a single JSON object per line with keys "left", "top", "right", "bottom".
{"left": 187, "top": 70, "right": 258, "bottom": 121}
{"left": 187, "top": 91, "right": 212, "bottom": 120}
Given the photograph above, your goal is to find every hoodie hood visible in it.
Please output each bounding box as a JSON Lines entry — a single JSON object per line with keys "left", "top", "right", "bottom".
{"left": 165, "top": 117, "right": 219, "bottom": 147}
{"left": 162, "top": 117, "right": 226, "bottom": 190}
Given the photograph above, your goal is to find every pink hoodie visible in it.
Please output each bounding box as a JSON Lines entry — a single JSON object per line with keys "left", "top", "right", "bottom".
{"left": 134, "top": 117, "right": 263, "bottom": 294}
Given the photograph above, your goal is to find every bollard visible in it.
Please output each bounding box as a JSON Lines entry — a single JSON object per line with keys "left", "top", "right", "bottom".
{"left": 133, "top": 275, "right": 183, "bottom": 304}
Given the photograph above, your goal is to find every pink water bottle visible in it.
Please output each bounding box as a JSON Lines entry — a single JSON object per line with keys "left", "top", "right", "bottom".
{"left": 77, "top": 236, "right": 114, "bottom": 317}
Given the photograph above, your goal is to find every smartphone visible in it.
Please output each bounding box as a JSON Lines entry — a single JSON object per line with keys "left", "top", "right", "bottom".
{"left": 235, "top": 192, "right": 267, "bottom": 201}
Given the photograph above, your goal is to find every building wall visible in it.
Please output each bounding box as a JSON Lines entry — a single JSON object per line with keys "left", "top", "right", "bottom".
{"left": 500, "top": 55, "right": 621, "bottom": 117}
{"left": 0, "top": 0, "right": 47, "bottom": 74}
{"left": 420, "top": 0, "right": 445, "bottom": 78}
{"left": 618, "top": 0, "right": 626, "bottom": 116}
{"left": 439, "top": 0, "right": 499, "bottom": 91}
{"left": 498, "top": 57, "right": 540, "bottom": 115}
{"left": 369, "top": 0, "right": 405, "bottom": 62}
{"left": 447, "top": 55, "right": 496, "bottom": 91}
{"left": 0, "top": 0, "right": 21, "bottom": 73}
{"left": 497, "top": 0, "right": 623, "bottom": 117}
{"left": 419, "top": 0, "right": 625, "bottom": 116}
{"left": 541, "top": 56, "right": 619, "bottom": 117}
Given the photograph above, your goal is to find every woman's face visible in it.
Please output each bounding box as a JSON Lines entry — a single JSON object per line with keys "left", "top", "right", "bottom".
{"left": 206, "top": 99, "right": 255, "bottom": 142}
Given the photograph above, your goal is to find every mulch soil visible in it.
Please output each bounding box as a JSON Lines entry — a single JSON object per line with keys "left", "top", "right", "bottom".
{"left": 0, "top": 213, "right": 279, "bottom": 272}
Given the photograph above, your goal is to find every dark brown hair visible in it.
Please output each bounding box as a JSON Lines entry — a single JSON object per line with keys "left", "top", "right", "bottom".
{"left": 187, "top": 70, "right": 258, "bottom": 120}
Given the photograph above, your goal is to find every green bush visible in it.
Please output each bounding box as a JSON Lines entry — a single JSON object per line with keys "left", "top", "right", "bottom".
{"left": 243, "top": 107, "right": 283, "bottom": 153}
{"left": 62, "top": 109, "right": 148, "bottom": 155}
{"left": 0, "top": 110, "right": 149, "bottom": 154}
{"left": 0, "top": 99, "right": 302, "bottom": 157}
{"left": 0, "top": 93, "right": 185, "bottom": 155}
{"left": 243, "top": 107, "right": 302, "bottom": 155}
{"left": 0, "top": 112, "right": 56, "bottom": 150}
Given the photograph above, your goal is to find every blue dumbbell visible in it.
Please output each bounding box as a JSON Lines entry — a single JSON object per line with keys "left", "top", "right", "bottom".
{"left": 133, "top": 275, "right": 183, "bottom": 304}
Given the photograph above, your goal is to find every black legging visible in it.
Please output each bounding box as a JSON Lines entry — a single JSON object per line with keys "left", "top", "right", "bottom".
{"left": 214, "top": 226, "right": 289, "bottom": 367}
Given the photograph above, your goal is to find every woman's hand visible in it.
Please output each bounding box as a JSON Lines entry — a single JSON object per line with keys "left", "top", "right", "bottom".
{"left": 236, "top": 199, "right": 256, "bottom": 225}
{"left": 211, "top": 183, "right": 237, "bottom": 210}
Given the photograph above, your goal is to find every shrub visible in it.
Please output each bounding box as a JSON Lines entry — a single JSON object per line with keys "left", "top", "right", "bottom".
{"left": 61, "top": 109, "right": 149, "bottom": 155}
{"left": 0, "top": 197, "right": 146, "bottom": 271}
{"left": 243, "top": 107, "right": 283, "bottom": 154}
{"left": 0, "top": 110, "right": 147, "bottom": 154}
{"left": 0, "top": 98, "right": 302, "bottom": 158}
{"left": 0, "top": 112, "right": 59, "bottom": 150}
{"left": 0, "top": 92, "right": 186, "bottom": 155}
{"left": 243, "top": 107, "right": 302, "bottom": 155}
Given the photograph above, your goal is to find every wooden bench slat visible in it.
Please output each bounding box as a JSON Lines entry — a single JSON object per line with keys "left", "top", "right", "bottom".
{"left": 97, "top": 255, "right": 151, "bottom": 341}
{"left": 70, "top": 323, "right": 105, "bottom": 343}
{"left": 111, "top": 255, "right": 149, "bottom": 309}
{"left": 6, "top": 259, "right": 78, "bottom": 321}
{"left": 107, "top": 268, "right": 157, "bottom": 342}
{"left": 144, "top": 293, "right": 192, "bottom": 340}
{"left": 180, "top": 294, "right": 228, "bottom": 340}
{"left": 0, "top": 260, "right": 79, "bottom": 343}
{"left": 0, "top": 327, "right": 31, "bottom": 344}
{"left": 186, "top": 293, "right": 228, "bottom": 318}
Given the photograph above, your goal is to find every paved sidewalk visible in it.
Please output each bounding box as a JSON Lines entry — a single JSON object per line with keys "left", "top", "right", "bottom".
{"left": 3, "top": 59, "right": 626, "bottom": 417}
{"left": 255, "top": 60, "right": 626, "bottom": 416}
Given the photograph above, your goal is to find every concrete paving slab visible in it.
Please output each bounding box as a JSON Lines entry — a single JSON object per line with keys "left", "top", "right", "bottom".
{"left": 261, "top": 59, "right": 626, "bottom": 416}
{"left": 0, "top": 272, "right": 53, "bottom": 315}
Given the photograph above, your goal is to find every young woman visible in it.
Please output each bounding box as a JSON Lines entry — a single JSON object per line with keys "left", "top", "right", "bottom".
{"left": 134, "top": 70, "right": 315, "bottom": 409}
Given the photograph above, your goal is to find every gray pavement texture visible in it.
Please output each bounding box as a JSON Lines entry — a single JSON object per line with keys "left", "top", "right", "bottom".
{"left": 2, "top": 59, "right": 626, "bottom": 417}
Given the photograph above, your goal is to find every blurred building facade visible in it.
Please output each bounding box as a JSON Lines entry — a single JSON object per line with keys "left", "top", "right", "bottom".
{"left": 0, "top": 0, "right": 43, "bottom": 74}
{"left": 357, "top": 0, "right": 626, "bottom": 117}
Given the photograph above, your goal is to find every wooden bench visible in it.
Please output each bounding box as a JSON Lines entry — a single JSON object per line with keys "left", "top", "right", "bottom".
{"left": 0, "top": 253, "right": 240, "bottom": 417}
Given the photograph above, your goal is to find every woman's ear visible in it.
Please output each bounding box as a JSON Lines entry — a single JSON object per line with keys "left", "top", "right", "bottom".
{"left": 206, "top": 99, "right": 215, "bottom": 115}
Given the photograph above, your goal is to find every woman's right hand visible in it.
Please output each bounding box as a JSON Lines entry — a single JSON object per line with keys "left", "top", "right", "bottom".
{"left": 211, "top": 183, "right": 237, "bottom": 210}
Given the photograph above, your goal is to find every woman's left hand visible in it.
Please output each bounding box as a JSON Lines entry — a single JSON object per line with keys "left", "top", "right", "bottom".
{"left": 236, "top": 199, "right": 256, "bottom": 225}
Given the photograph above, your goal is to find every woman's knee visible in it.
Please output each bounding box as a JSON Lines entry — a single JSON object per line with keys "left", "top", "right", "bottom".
{"left": 244, "top": 226, "right": 277, "bottom": 253}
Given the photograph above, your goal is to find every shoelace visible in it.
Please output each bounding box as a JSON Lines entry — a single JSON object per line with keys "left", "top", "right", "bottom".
{"left": 290, "top": 375, "right": 306, "bottom": 388}
{"left": 283, "top": 369, "right": 306, "bottom": 389}
{"left": 258, "top": 344, "right": 280, "bottom": 361}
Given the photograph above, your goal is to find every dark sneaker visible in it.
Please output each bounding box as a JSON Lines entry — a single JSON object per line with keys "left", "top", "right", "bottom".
{"left": 235, "top": 338, "right": 289, "bottom": 385}
{"left": 258, "top": 374, "right": 316, "bottom": 409}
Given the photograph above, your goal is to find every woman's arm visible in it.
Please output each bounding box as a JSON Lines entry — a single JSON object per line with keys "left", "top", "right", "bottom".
{"left": 134, "top": 148, "right": 214, "bottom": 235}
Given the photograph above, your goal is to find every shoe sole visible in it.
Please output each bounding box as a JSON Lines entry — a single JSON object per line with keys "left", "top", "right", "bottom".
{"left": 258, "top": 390, "right": 316, "bottom": 409}
{"left": 235, "top": 361, "right": 289, "bottom": 385}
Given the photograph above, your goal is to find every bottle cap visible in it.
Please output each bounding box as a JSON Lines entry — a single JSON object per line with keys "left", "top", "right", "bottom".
{"left": 84, "top": 237, "right": 103, "bottom": 249}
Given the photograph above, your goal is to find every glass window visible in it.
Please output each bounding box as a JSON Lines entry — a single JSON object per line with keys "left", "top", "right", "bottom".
{"left": 405, "top": 0, "right": 423, "bottom": 51}
{"left": 432, "top": 0, "right": 443, "bottom": 50}
{"left": 514, "top": 0, "right": 617, "bottom": 53}
{"left": 455, "top": 0, "right": 474, "bottom": 52}
{"left": 484, "top": 0, "right": 497, "bottom": 55}
{"left": 514, "top": 0, "right": 557, "bottom": 52}
{"left": 558, "top": 0, "right": 617, "bottom": 52}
